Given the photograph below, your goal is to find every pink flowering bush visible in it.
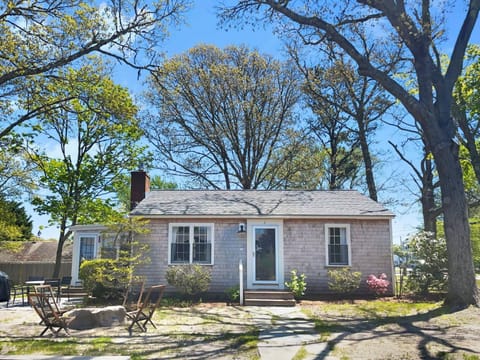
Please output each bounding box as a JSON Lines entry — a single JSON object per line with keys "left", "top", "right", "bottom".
{"left": 366, "top": 273, "right": 390, "bottom": 296}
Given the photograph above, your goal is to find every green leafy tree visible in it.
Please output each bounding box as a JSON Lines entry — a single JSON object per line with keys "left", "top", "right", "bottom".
{"left": 27, "top": 65, "right": 146, "bottom": 278}
{"left": 79, "top": 236, "right": 149, "bottom": 302}
{"left": 453, "top": 45, "right": 480, "bottom": 185}
{"left": 469, "top": 219, "right": 480, "bottom": 271}
{"left": 452, "top": 47, "right": 480, "bottom": 263}
{"left": 221, "top": 0, "right": 480, "bottom": 307}
{"left": 0, "top": 196, "right": 32, "bottom": 242}
{"left": 0, "top": 0, "right": 189, "bottom": 140}
{"left": 143, "top": 44, "right": 302, "bottom": 189}
{"left": 457, "top": 146, "right": 480, "bottom": 270}
{"left": 0, "top": 136, "right": 37, "bottom": 198}
{"left": 266, "top": 137, "right": 326, "bottom": 189}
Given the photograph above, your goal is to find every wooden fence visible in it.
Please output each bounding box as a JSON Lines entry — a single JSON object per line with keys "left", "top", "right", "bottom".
{"left": 0, "top": 262, "right": 72, "bottom": 284}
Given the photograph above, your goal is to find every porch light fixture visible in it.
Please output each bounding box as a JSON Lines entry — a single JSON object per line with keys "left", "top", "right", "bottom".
{"left": 238, "top": 223, "right": 246, "bottom": 233}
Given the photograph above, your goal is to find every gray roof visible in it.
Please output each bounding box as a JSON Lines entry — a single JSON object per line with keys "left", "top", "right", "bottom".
{"left": 130, "top": 190, "right": 394, "bottom": 219}
{"left": 0, "top": 241, "right": 72, "bottom": 263}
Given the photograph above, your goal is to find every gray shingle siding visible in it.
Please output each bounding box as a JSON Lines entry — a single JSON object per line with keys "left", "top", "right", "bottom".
{"left": 135, "top": 217, "right": 393, "bottom": 296}
{"left": 134, "top": 219, "right": 248, "bottom": 292}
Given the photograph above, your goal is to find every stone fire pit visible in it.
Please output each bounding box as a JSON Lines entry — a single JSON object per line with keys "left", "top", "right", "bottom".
{"left": 65, "top": 305, "right": 126, "bottom": 330}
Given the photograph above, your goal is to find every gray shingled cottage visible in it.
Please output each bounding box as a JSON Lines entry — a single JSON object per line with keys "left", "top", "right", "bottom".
{"left": 71, "top": 171, "right": 395, "bottom": 300}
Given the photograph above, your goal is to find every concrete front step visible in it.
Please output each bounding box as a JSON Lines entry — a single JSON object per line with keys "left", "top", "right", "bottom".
{"left": 244, "top": 298, "right": 296, "bottom": 306}
{"left": 244, "top": 290, "right": 296, "bottom": 306}
{"left": 244, "top": 290, "right": 294, "bottom": 300}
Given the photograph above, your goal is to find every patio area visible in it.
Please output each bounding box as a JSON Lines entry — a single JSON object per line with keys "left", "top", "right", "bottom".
{"left": 0, "top": 302, "right": 260, "bottom": 359}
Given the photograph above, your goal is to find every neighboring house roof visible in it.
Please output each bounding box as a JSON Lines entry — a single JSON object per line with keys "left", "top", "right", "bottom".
{"left": 0, "top": 241, "right": 72, "bottom": 263}
{"left": 130, "top": 190, "right": 394, "bottom": 219}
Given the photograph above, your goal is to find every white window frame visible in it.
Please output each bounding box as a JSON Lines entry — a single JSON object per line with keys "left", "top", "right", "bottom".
{"left": 168, "top": 223, "right": 214, "bottom": 265}
{"left": 325, "top": 224, "right": 351, "bottom": 266}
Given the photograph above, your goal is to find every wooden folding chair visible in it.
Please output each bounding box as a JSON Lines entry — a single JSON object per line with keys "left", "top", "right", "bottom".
{"left": 28, "top": 292, "right": 70, "bottom": 337}
{"left": 126, "top": 284, "right": 165, "bottom": 335}
{"left": 122, "top": 280, "right": 145, "bottom": 312}
{"left": 43, "top": 279, "right": 60, "bottom": 302}
{"left": 34, "top": 285, "right": 57, "bottom": 303}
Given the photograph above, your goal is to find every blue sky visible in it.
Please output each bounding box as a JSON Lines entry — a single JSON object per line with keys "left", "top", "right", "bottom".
{"left": 32, "top": 1, "right": 479, "bottom": 243}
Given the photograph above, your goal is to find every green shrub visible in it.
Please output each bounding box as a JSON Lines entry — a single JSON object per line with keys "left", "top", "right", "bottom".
{"left": 328, "top": 267, "right": 362, "bottom": 295}
{"left": 225, "top": 285, "right": 240, "bottom": 303}
{"left": 406, "top": 232, "right": 448, "bottom": 296}
{"left": 79, "top": 258, "right": 129, "bottom": 301}
{"left": 166, "top": 265, "right": 211, "bottom": 299}
{"left": 285, "top": 269, "right": 307, "bottom": 300}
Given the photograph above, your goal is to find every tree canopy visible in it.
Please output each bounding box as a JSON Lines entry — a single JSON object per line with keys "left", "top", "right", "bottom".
{"left": 0, "top": 0, "right": 189, "bottom": 139}
{"left": 27, "top": 64, "right": 145, "bottom": 277}
{"left": 143, "top": 44, "right": 303, "bottom": 189}
{"left": 0, "top": 196, "right": 32, "bottom": 242}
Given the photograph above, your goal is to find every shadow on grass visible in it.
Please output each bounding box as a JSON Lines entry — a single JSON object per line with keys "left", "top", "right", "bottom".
{"left": 303, "top": 303, "right": 478, "bottom": 360}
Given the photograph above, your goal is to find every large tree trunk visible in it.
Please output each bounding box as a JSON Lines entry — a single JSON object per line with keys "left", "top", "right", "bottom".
{"left": 421, "top": 150, "right": 437, "bottom": 235}
{"left": 356, "top": 114, "right": 377, "bottom": 201}
{"left": 431, "top": 135, "right": 480, "bottom": 307}
{"left": 53, "top": 234, "right": 66, "bottom": 278}
{"left": 53, "top": 218, "right": 71, "bottom": 279}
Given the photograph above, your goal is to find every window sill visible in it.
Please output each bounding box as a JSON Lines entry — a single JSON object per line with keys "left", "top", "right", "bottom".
{"left": 168, "top": 263, "right": 214, "bottom": 266}
{"left": 325, "top": 264, "right": 351, "bottom": 268}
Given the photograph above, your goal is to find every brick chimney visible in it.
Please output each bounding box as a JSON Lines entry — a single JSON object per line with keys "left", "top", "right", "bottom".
{"left": 130, "top": 170, "right": 150, "bottom": 210}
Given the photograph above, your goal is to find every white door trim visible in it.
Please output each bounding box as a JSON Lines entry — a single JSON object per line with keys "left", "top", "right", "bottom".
{"left": 246, "top": 219, "right": 284, "bottom": 289}
{"left": 71, "top": 233, "right": 99, "bottom": 285}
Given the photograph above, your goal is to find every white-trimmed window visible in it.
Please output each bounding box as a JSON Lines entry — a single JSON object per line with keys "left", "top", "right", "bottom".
{"left": 169, "top": 223, "right": 214, "bottom": 265}
{"left": 79, "top": 236, "right": 96, "bottom": 262}
{"left": 325, "top": 224, "right": 351, "bottom": 266}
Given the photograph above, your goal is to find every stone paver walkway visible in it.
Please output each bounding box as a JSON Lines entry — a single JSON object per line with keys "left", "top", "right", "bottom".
{"left": 246, "top": 306, "right": 330, "bottom": 360}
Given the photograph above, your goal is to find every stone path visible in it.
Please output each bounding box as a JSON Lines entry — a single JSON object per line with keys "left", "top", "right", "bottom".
{"left": 246, "top": 306, "right": 331, "bottom": 360}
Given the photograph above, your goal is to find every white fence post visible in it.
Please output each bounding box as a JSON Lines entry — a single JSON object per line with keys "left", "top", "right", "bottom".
{"left": 239, "top": 258, "right": 244, "bottom": 305}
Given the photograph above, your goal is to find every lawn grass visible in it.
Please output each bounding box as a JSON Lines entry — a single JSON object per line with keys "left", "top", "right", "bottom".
{"left": 354, "top": 300, "right": 442, "bottom": 318}
{"left": 0, "top": 330, "right": 260, "bottom": 359}
{"left": 304, "top": 299, "right": 442, "bottom": 319}
{"left": 222, "top": 327, "right": 260, "bottom": 350}
{"left": 302, "top": 299, "right": 444, "bottom": 340}
{"left": 292, "top": 345, "right": 308, "bottom": 360}
{"left": 1, "top": 339, "right": 80, "bottom": 356}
